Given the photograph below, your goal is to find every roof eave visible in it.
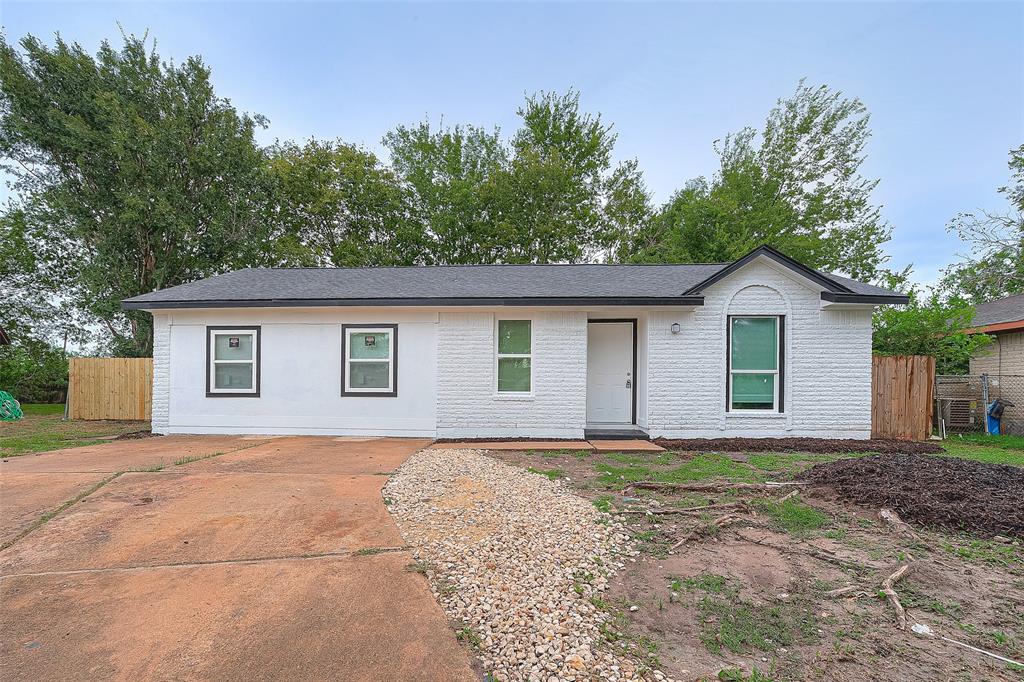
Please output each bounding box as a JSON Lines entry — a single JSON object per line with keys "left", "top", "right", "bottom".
{"left": 122, "top": 295, "right": 707, "bottom": 311}
{"left": 964, "top": 320, "right": 1024, "bottom": 335}
{"left": 820, "top": 292, "right": 910, "bottom": 305}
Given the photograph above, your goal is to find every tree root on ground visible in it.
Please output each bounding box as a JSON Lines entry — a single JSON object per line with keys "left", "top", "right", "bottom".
{"left": 881, "top": 561, "right": 914, "bottom": 630}
{"left": 669, "top": 514, "right": 744, "bottom": 550}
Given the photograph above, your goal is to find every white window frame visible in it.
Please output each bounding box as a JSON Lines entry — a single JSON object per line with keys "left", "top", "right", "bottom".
{"left": 207, "top": 327, "right": 259, "bottom": 396}
{"left": 495, "top": 318, "right": 533, "bottom": 395}
{"left": 343, "top": 325, "right": 396, "bottom": 396}
{"left": 728, "top": 315, "right": 781, "bottom": 413}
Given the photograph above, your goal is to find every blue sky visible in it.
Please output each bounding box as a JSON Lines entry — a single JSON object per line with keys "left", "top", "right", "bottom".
{"left": 3, "top": 1, "right": 1022, "bottom": 285}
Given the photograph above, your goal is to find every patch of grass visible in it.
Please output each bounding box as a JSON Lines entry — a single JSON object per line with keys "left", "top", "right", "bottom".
{"left": 455, "top": 627, "right": 482, "bottom": 649}
{"left": 0, "top": 412, "right": 149, "bottom": 458}
{"left": 698, "top": 594, "right": 818, "bottom": 656}
{"left": 939, "top": 440, "right": 1024, "bottom": 467}
{"left": 669, "top": 572, "right": 731, "bottom": 595}
{"left": 593, "top": 495, "right": 614, "bottom": 513}
{"left": 20, "top": 403, "right": 65, "bottom": 416}
{"left": 949, "top": 433, "right": 1024, "bottom": 451}
{"left": 596, "top": 453, "right": 757, "bottom": 486}
{"left": 747, "top": 452, "right": 846, "bottom": 476}
{"left": 718, "top": 669, "right": 775, "bottom": 682}
{"left": 354, "top": 546, "right": 404, "bottom": 556}
{"left": 753, "top": 497, "right": 829, "bottom": 536}
{"left": 941, "top": 537, "right": 1023, "bottom": 568}
{"left": 670, "top": 494, "right": 713, "bottom": 509}
{"left": 900, "top": 583, "right": 964, "bottom": 619}
{"left": 527, "top": 466, "right": 564, "bottom": 480}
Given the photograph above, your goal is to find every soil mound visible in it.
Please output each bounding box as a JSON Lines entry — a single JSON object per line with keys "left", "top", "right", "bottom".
{"left": 799, "top": 454, "right": 1024, "bottom": 537}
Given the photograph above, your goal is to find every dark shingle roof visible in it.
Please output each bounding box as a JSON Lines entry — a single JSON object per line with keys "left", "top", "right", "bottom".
{"left": 972, "top": 293, "right": 1024, "bottom": 327}
{"left": 123, "top": 253, "right": 905, "bottom": 310}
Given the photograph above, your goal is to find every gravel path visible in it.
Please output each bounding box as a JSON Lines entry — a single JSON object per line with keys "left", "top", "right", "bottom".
{"left": 384, "top": 448, "right": 669, "bottom": 681}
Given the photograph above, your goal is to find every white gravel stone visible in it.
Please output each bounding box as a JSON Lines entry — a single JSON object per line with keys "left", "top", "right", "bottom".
{"left": 384, "top": 448, "right": 672, "bottom": 681}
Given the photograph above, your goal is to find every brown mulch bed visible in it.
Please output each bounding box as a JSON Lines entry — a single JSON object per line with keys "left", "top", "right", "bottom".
{"left": 653, "top": 437, "right": 943, "bottom": 455}
{"left": 799, "top": 454, "right": 1024, "bottom": 537}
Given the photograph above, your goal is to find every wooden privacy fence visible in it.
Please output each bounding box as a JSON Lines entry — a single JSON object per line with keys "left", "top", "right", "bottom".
{"left": 69, "top": 357, "right": 153, "bottom": 420}
{"left": 871, "top": 355, "right": 935, "bottom": 440}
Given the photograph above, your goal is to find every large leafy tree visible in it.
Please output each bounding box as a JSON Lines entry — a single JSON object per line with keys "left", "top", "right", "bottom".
{"left": 260, "top": 139, "right": 426, "bottom": 267}
{"left": 623, "top": 82, "right": 891, "bottom": 279}
{"left": 384, "top": 91, "right": 651, "bottom": 264}
{"left": 871, "top": 271, "right": 990, "bottom": 375}
{"left": 0, "top": 33, "right": 267, "bottom": 356}
{"left": 942, "top": 144, "right": 1024, "bottom": 302}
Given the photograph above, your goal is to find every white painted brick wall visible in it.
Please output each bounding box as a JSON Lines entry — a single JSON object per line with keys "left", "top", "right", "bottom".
{"left": 151, "top": 313, "right": 171, "bottom": 433}
{"left": 646, "top": 259, "right": 873, "bottom": 439}
{"left": 436, "top": 310, "right": 588, "bottom": 438}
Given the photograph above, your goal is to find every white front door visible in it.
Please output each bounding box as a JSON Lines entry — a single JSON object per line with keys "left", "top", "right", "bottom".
{"left": 586, "top": 322, "right": 634, "bottom": 424}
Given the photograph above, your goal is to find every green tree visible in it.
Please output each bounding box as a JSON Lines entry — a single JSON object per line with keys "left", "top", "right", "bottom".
{"left": 260, "top": 139, "right": 426, "bottom": 267}
{"left": 872, "top": 274, "right": 990, "bottom": 374}
{"left": 384, "top": 90, "right": 651, "bottom": 264}
{"left": 942, "top": 144, "right": 1024, "bottom": 302}
{"left": 624, "top": 81, "right": 891, "bottom": 279}
{"left": 0, "top": 33, "right": 267, "bottom": 356}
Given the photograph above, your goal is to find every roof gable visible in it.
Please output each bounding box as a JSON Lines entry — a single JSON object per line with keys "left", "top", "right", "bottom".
{"left": 682, "top": 245, "right": 853, "bottom": 295}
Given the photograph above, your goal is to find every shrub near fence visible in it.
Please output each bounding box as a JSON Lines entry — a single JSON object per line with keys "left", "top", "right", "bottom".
{"left": 871, "top": 355, "right": 935, "bottom": 441}
{"left": 68, "top": 357, "right": 153, "bottom": 420}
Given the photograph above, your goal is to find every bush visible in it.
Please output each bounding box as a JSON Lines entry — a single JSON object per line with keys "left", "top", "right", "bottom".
{"left": 0, "top": 342, "right": 68, "bottom": 404}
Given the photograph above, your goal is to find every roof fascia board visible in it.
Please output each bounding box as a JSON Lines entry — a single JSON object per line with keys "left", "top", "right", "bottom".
{"left": 122, "top": 295, "right": 706, "bottom": 311}
{"left": 964, "top": 320, "right": 1024, "bottom": 335}
{"left": 820, "top": 292, "right": 910, "bottom": 305}
{"left": 682, "top": 245, "right": 853, "bottom": 295}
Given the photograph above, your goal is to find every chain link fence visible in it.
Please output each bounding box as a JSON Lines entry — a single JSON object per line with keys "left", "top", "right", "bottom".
{"left": 934, "top": 373, "right": 1024, "bottom": 436}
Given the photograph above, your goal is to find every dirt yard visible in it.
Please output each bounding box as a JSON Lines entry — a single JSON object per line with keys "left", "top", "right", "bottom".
{"left": 486, "top": 443, "right": 1024, "bottom": 681}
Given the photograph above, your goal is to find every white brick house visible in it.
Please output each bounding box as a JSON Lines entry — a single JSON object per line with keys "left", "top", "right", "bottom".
{"left": 123, "top": 246, "right": 907, "bottom": 440}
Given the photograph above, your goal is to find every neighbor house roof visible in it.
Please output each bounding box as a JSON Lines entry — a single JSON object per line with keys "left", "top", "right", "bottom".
{"left": 122, "top": 245, "right": 908, "bottom": 310}
{"left": 966, "top": 293, "right": 1024, "bottom": 334}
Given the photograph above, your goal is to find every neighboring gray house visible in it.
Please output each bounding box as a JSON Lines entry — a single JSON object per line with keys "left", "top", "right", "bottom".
{"left": 122, "top": 246, "right": 907, "bottom": 440}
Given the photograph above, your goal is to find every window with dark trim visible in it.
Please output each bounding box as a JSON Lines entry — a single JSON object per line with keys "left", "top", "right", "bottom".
{"left": 206, "top": 326, "right": 261, "bottom": 397}
{"left": 342, "top": 324, "right": 398, "bottom": 397}
{"left": 727, "top": 316, "right": 785, "bottom": 412}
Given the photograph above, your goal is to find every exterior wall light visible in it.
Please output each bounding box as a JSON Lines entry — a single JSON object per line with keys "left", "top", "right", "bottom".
{"left": 670, "top": 323, "right": 681, "bottom": 334}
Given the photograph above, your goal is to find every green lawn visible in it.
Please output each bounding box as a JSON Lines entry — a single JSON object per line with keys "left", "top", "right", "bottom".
{"left": 940, "top": 434, "right": 1024, "bottom": 467}
{"left": 1, "top": 404, "right": 149, "bottom": 458}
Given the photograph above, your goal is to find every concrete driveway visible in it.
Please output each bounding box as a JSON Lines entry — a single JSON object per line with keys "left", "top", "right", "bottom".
{"left": 0, "top": 436, "right": 476, "bottom": 681}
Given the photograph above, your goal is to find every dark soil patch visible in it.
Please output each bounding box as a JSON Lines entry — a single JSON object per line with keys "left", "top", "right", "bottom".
{"left": 800, "top": 454, "right": 1024, "bottom": 538}
{"left": 654, "top": 437, "right": 943, "bottom": 455}
{"left": 113, "top": 430, "right": 156, "bottom": 441}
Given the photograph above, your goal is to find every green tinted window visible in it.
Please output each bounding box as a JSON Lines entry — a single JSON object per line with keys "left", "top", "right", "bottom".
{"left": 498, "top": 320, "right": 531, "bottom": 355}
{"left": 731, "top": 373, "right": 774, "bottom": 410}
{"left": 350, "top": 361, "right": 390, "bottom": 389}
{"left": 214, "top": 333, "right": 253, "bottom": 361}
{"left": 214, "top": 363, "right": 254, "bottom": 390}
{"left": 350, "top": 331, "right": 390, "bottom": 359}
{"left": 731, "top": 317, "right": 777, "bottom": 370}
{"left": 498, "top": 358, "right": 531, "bottom": 393}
